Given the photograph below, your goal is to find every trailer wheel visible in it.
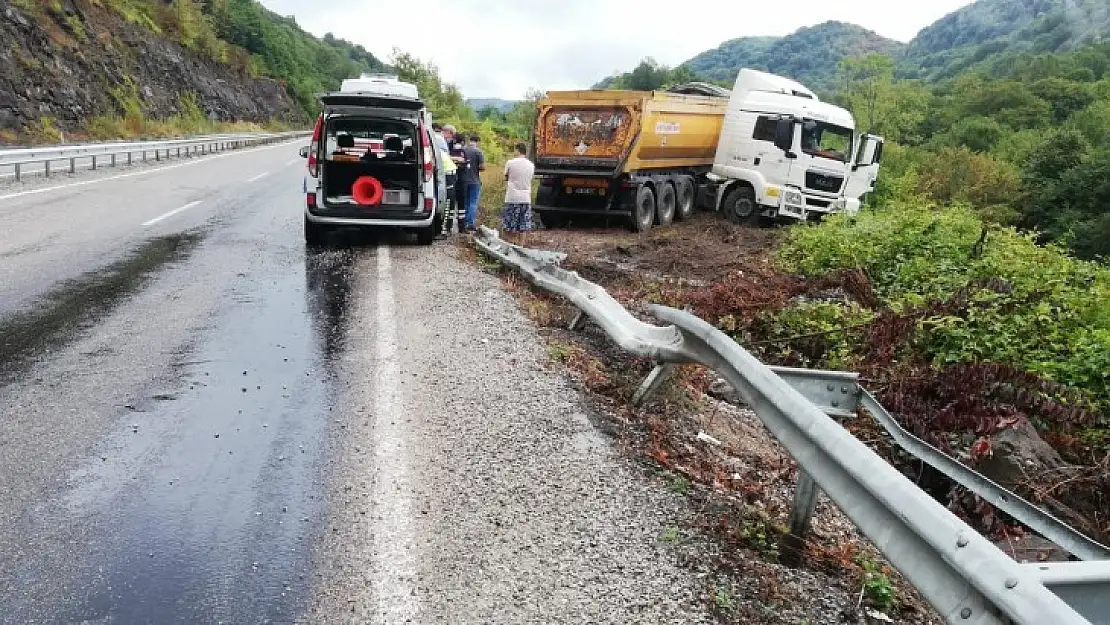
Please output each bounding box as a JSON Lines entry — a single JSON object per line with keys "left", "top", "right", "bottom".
{"left": 674, "top": 177, "right": 695, "bottom": 221}
{"left": 722, "top": 184, "right": 759, "bottom": 225}
{"left": 630, "top": 185, "right": 656, "bottom": 233}
{"left": 540, "top": 211, "right": 569, "bottom": 229}
{"left": 655, "top": 182, "right": 676, "bottom": 226}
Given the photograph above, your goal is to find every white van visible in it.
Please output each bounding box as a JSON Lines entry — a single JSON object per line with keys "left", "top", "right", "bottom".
{"left": 301, "top": 83, "right": 442, "bottom": 245}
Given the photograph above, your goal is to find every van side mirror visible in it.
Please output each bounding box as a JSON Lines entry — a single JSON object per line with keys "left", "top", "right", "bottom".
{"left": 299, "top": 146, "right": 310, "bottom": 159}
{"left": 774, "top": 119, "right": 796, "bottom": 158}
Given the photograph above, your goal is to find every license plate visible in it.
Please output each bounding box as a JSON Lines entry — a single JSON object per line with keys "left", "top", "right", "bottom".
{"left": 567, "top": 187, "right": 605, "bottom": 196}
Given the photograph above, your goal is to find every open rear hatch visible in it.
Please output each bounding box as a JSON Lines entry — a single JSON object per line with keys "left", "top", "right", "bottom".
{"left": 319, "top": 92, "right": 426, "bottom": 216}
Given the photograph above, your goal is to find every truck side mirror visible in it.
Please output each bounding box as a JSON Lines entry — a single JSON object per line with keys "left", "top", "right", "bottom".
{"left": 299, "top": 146, "right": 310, "bottom": 159}
{"left": 774, "top": 119, "right": 795, "bottom": 158}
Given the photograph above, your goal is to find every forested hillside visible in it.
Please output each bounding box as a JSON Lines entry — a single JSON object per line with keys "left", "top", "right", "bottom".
{"left": 902, "top": 0, "right": 1110, "bottom": 80}
{"left": 686, "top": 22, "right": 903, "bottom": 91}
{"left": 1, "top": 0, "right": 385, "bottom": 143}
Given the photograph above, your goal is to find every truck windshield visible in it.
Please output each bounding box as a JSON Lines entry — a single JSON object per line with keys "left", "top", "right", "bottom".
{"left": 800, "top": 121, "right": 852, "bottom": 163}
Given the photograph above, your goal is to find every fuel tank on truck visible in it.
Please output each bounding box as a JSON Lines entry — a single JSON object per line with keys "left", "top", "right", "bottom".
{"left": 534, "top": 89, "right": 728, "bottom": 175}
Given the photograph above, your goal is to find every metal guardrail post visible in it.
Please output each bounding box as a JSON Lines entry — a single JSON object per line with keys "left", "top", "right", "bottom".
{"left": 568, "top": 309, "right": 587, "bottom": 331}
{"left": 783, "top": 471, "right": 820, "bottom": 566}
{"left": 632, "top": 363, "right": 674, "bottom": 407}
{"left": 91, "top": 156, "right": 97, "bottom": 171}
{"left": 44, "top": 160, "right": 50, "bottom": 177}
{"left": 69, "top": 157, "right": 75, "bottom": 174}
{"left": 14, "top": 163, "right": 20, "bottom": 181}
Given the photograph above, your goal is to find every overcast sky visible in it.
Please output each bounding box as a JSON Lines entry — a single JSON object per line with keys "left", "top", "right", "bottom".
{"left": 258, "top": 0, "right": 975, "bottom": 100}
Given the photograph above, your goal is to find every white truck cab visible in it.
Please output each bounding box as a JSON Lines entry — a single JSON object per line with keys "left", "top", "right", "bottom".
{"left": 711, "top": 69, "right": 883, "bottom": 223}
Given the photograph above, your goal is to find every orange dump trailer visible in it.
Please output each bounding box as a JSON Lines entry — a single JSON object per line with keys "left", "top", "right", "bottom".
{"left": 533, "top": 88, "right": 727, "bottom": 231}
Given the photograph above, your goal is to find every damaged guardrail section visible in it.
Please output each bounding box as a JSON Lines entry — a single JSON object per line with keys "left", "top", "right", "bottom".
{"left": 474, "top": 226, "right": 1110, "bottom": 625}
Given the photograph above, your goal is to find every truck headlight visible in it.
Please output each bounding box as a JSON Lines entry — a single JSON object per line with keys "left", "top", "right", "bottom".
{"left": 783, "top": 190, "right": 804, "bottom": 207}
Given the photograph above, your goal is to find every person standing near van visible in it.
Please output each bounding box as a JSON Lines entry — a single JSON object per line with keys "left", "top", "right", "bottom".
{"left": 461, "top": 134, "right": 485, "bottom": 232}
{"left": 443, "top": 125, "right": 468, "bottom": 232}
{"left": 502, "top": 143, "right": 535, "bottom": 243}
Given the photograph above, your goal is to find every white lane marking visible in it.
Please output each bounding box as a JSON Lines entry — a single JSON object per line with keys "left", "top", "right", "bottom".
{"left": 371, "top": 245, "right": 419, "bottom": 621}
{"left": 142, "top": 200, "right": 201, "bottom": 227}
{"left": 285, "top": 158, "right": 301, "bottom": 166}
{"left": 0, "top": 142, "right": 295, "bottom": 202}
{"left": 246, "top": 172, "right": 270, "bottom": 183}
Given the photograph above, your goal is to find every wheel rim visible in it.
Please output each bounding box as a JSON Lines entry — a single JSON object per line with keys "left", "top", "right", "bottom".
{"left": 677, "top": 182, "right": 693, "bottom": 217}
{"left": 658, "top": 186, "right": 675, "bottom": 224}
{"left": 732, "top": 194, "right": 755, "bottom": 219}
{"left": 638, "top": 194, "right": 654, "bottom": 229}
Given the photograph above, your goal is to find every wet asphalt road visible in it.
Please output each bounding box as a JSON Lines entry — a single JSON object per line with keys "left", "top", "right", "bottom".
{"left": 0, "top": 143, "right": 714, "bottom": 624}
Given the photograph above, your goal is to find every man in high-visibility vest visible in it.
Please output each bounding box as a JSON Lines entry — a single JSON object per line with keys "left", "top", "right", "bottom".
{"left": 433, "top": 123, "right": 460, "bottom": 234}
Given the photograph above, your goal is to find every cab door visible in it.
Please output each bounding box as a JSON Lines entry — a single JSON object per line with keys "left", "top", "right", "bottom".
{"left": 844, "top": 134, "right": 883, "bottom": 201}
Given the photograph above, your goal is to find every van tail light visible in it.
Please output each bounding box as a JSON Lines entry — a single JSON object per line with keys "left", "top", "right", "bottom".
{"left": 308, "top": 114, "right": 322, "bottom": 178}
{"left": 424, "top": 198, "right": 434, "bottom": 212}
{"left": 419, "top": 123, "right": 433, "bottom": 183}
{"left": 307, "top": 192, "right": 317, "bottom": 209}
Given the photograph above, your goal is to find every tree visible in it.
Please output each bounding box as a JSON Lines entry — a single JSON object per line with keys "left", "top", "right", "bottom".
{"left": 838, "top": 54, "right": 895, "bottom": 133}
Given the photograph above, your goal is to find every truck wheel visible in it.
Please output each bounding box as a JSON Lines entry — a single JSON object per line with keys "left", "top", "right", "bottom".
{"left": 304, "top": 216, "right": 330, "bottom": 247}
{"left": 656, "top": 182, "right": 676, "bottom": 226}
{"left": 674, "top": 177, "right": 695, "bottom": 221}
{"left": 722, "top": 185, "right": 759, "bottom": 225}
{"left": 629, "top": 185, "right": 655, "bottom": 233}
{"left": 540, "top": 211, "right": 569, "bottom": 229}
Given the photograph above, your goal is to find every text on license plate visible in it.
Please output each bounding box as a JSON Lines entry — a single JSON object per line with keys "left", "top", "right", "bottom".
{"left": 566, "top": 187, "right": 606, "bottom": 196}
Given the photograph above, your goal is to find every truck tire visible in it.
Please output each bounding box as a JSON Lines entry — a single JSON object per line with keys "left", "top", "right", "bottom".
{"left": 629, "top": 185, "right": 655, "bottom": 233}
{"left": 674, "top": 177, "right": 695, "bottom": 221}
{"left": 304, "top": 216, "right": 330, "bottom": 247}
{"left": 656, "top": 182, "right": 676, "bottom": 226}
{"left": 722, "top": 184, "right": 760, "bottom": 225}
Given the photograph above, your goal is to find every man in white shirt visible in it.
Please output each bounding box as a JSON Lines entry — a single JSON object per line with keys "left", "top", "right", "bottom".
{"left": 502, "top": 143, "right": 535, "bottom": 243}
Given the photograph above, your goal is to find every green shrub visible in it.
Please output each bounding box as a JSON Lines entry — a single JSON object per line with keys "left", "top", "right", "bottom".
{"left": 777, "top": 203, "right": 1110, "bottom": 408}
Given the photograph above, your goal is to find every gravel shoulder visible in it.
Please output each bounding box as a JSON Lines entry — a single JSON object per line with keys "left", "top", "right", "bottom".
{"left": 303, "top": 240, "right": 716, "bottom": 624}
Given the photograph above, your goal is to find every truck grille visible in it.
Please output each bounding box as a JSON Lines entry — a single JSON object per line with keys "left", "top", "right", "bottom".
{"left": 805, "top": 171, "right": 844, "bottom": 194}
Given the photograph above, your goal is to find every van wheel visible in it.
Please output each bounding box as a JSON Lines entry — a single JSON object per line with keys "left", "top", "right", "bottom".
{"left": 416, "top": 215, "right": 441, "bottom": 245}
{"left": 656, "top": 182, "right": 676, "bottom": 226}
{"left": 674, "top": 177, "right": 695, "bottom": 220}
{"left": 304, "top": 217, "right": 330, "bottom": 246}
{"left": 722, "top": 185, "right": 760, "bottom": 225}
{"left": 629, "top": 185, "right": 655, "bottom": 233}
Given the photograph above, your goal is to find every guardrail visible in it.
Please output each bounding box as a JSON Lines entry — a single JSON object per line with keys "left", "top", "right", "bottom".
{"left": 473, "top": 226, "right": 1110, "bottom": 625}
{"left": 0, "top": 131, "right": 310, "bottom": 181}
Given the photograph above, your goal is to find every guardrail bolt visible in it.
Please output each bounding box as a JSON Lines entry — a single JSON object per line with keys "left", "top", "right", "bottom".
{"left": 841, "top": 386, "right": 850, "bottom": 394}
{"left": 1004, "top": 578, "right": 1018, "bottom": 589}
{"left": 826, "top": 384, "right": 835, "bottom": 392}
{"left": 956, "top": 534, "right": 969, "bottom": 548}
{"left": 960, "top": 608, "right": 972, "bottom": 619}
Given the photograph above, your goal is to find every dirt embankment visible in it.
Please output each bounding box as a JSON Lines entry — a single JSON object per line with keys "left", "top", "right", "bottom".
{"left": 0, "top": 0, "right": 303, "bottom": 141}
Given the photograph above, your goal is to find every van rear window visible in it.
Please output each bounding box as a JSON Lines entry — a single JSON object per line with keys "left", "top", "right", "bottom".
{"left": 326, "top": 118, "right": 416, "bottom": 162}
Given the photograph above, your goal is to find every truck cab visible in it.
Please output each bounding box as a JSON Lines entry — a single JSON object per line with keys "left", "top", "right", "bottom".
{"left": 711, "top": 69, "right": 883, "bottom": 223}
{"left": 301, "top": 75, "right": 442, "bottom": 245}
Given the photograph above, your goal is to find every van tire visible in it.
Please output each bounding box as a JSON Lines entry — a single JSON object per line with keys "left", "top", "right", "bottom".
{"left": 416, "top": 215, "right": 441, "bottom": 245}
{"left": 629, "top": 185, "right": 655, "bottom": 233}
{"left": 656, "top": 182, "right": 676, "bottom": 226}
{"left": 304, "top": 216, "right": 330, "bottom": 246}
{"left": 722, "top": 185, "right": 759, "bottom": 225}
{"left": 674, "top": 177, "right": 695, "bottom": 220}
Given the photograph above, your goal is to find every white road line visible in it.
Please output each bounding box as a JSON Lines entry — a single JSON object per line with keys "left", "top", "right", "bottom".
{"left": 246, "top": 172, "right": 270, "bottom": 183}
{"left": 371, "top": 245, "right": 419, "bottom": 621}
{"left": 0, "top": 142, "right": 294, "bottom": 202}
{"left": 285, "top": 158, "right": 301, "bottom": 166}
{"left": 142, "top": 200, "right": 201, "bottom": 227}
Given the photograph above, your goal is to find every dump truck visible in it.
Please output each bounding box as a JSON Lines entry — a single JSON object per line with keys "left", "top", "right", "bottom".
{"left": 533, "top": 85, "right": 729, "bottom": 232}
{"left": 533, "top": 71, "right": 884, "bottom": 231}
